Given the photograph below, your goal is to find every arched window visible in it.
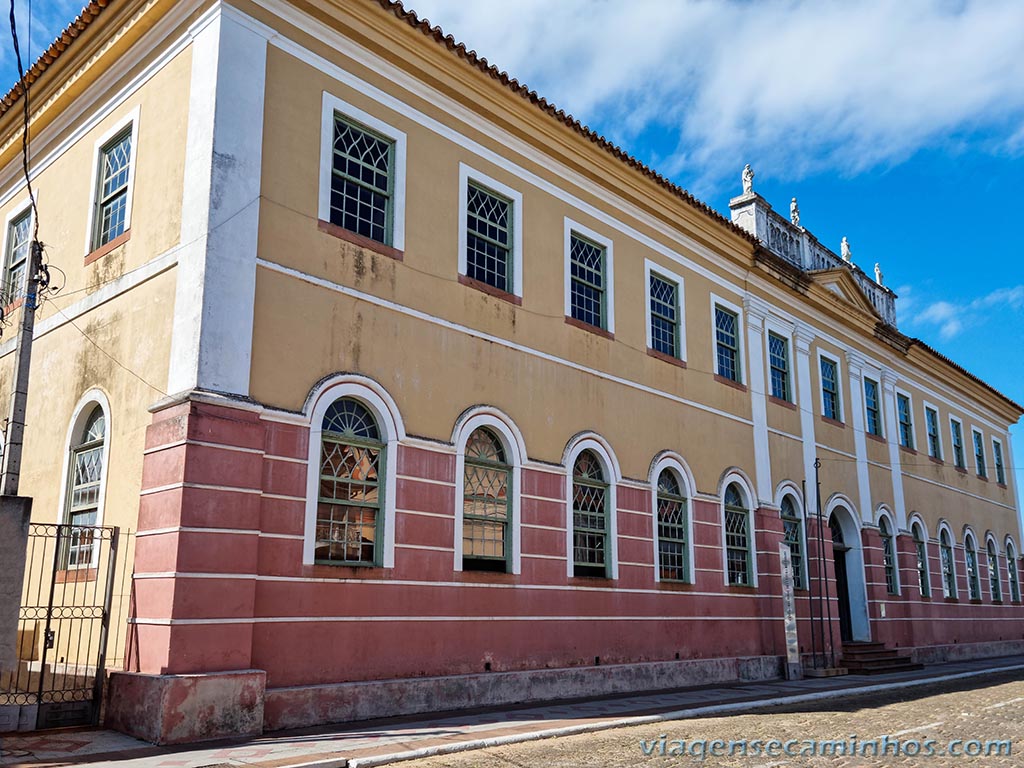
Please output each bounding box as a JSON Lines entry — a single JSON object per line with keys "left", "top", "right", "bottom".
{"left": 1007, "top": 541, "right": 1021, "bottom": 603}
{"left": 656, "top": 469, "right": 688, "bottom": 582}
{"left": 780, "top": 495, "right": 804, "bottom": 590}
{"left": 315, "top": 398, "right": 384, "bottom": 566}
{"left": 987, "top": 540, "right": 1002, "bottom": 602}
{"left": 964, "top": 533, "right": 981, "bottom": 600}
{"left": 879, "top": 517, "right": 897, "bottom": 594}
{"left": 572, "top": 450, "right": 609, "bottom": 578}
{"left": 940, "top": 528, "right": 957, "bottom": 598}
{"left": 462, "top": 428, "right": 511, "bottom": 572}
{"left": 912, "top": 522, "right": 930, "bottom": 597}
{"left": 724, "top": 483, "right": 751, "bottom": 586}
{"left": 63, "top": 406, "right": 106, "bottom": 567}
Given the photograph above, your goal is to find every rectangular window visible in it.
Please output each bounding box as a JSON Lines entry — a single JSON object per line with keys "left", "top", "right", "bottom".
{"left": 329, "top": 114, "right": 395, "bottom": 245}
{"left": 768, "top": 333, "right": 790, "bottom": 401}
{"left": 724, "top": 508, "right": 750, "bottom": 585}
{"left": 897, "top": 394, "right": 914, "bottom": 449}
{"left": 993, "top": 440, "right": 1006, "bottom": 485}
{"left": 3, "top": 209, "right": 30, "bottom": 302}
{"left": 973, "top": 430, "right": 986, "bottom": 477}
{"left": 864, "top": 378, "right": 882, "bottom": 436}
{"left": 569, "top": 233, "right": 608, "bottom": 329}
{"left": 465, "top": 182, "right": 513, "bottom": 292}
{"left": 951, "top": 419, "right": 965, "bottom": 469}
{"left": 92, "top": 127, "right": 133, "bottom": 250}
{"left": 714, "top": 305, "right": 740, "bottom": 382}
{"left": 820, "top": 357, "right": 841, "bottom": 421}
{"left": 925, "top": 407, "right": 942, "bottom": 459}
{"left": 649, "top": 273, "right": 679, "bottom": 357}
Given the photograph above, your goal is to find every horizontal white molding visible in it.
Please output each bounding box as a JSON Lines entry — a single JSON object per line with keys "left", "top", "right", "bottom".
{"left": 521, "top": 523, "right": 565, "bottom": 532}
{"left": 135, "top": 526, "right": 259, "bottom": 537}
{"left": 395, "top": 543, "right": 455, "bottom": 553}
{"left": 139, "top": 481, "right": 261, "bottom": 496}
{"left": 396, "top": 474, "right": 454, "bottom": 487}
{"left": 132, "top": 571, "right": 255, "bottom": 580}
{"left": 260, "top": 492, "right": 305, "bottom": 502}
{"left": 901, "top": 471, "right": 1017, "bottom": 512}
{"left": 396, "top": 508, "right": 453, "bottom": 520}
{"left": 521, "top": 493, "right": 564, "bottom": 504}
{"left": 259, "top": 532, "right": 304, "bottom": 540}
{"left": 619, "top": 534, "right": 653, "bottom": 543}
{"left": 142, "top": 439, "right": 265, "bottom": 457}
{"left": 520, "top": 553, "right": 565, "bottom": 561}
{"left": 265, "top": 454, "right": 307, "bottom": 465}
{"left": 129, "top": 613, "right": 776, "bottom": 626}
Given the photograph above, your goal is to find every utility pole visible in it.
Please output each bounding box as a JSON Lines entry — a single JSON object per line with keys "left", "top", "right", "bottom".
{"left": 2, "top": 239, "right": 42, "bottom": 496}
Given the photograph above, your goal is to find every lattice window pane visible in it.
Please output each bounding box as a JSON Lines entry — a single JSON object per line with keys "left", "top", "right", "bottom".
{"left": 988, "top": 544, "right": 1002, "bottom": 601}
{"left": 1007, "top": 545, "right": 1020, "bottom": 603}
{"left": 322, "top": 399, "right": 380, "bottom": 440}
{"left": 466, "top": 184, "right": 512, "bottom": 292}
{"left": 573, "top": 451, "right": 608, "bottom": 573}
{"left": 725, "top": 507, "right": 750, "bottom": 586}
{"left": 649, "top": 275, "right": 678, "bottom": 357}
{"left": 780, "top": 496, "right": 803, "bottom": 589}
{"left": 4, "top": 210, "right": 30, "bottom": 300}
{"left": 973, "top": 431, "right": 986, "bottom": 477}
{"left": 331, "top": 115, "right": 394, "bottom": 244}
{"left": 768, "top": 333, "right": 789, "bottom": 401}
{"left": 926, "top": 408, "right": 941, "bottom": 459}
{"left": 864, "top": 379, "right": 881, "bottom": 436}
{"left": 966, "top": 544, "right": 980, "bottom": 600}
{"left": 914, "top": 529, "right": 929, "bottom": 596}
{"left": 951, "top": 421, "right": 965, "bottom": 468}
{"left": 941, "top": 536, "right": 956, "bottom": 597}
{"left": 820, "top": 358, "right": 840, "bottom": 421}
{"left": 94, "top": 130, "right": 132, "bottom": 248}
{"left": 657, "top": 469, "right": 687, "bottom": 582}
{"left": 993, "top": 441, "right": 1005, "bottom": 484}
{"left": 570, "top": 234, "right": 606, "bottom": 329}
{"left": 463, "top": 428, "right": 511, "bottom": 567}
{"left": 897, "top": 395, "right": 914, "bottom": 449}
{"left": 715, "top": 306, "right": 739, "bottom": 382}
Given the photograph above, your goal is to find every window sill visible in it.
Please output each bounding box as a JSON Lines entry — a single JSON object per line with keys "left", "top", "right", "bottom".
{"left": 56, "top": 568, "right": 97, "bottom": 584}
{"left": 458, "top": 274, "right": 521, "bottom": 305}
{"left": 928, "top": 456, "right": 944, "bottom": 466}
{"left": 954, "top": 466, "right": 968, "bottom": 475}
{"left": 866, "top": 432, "right": 886, "bottom": 444}
{"left": 457, "top": 568, "right": 516, "bottom": 584}
{"left": 768, "top": 396, "right": 796, "bottom": 411}
{"left": 3, "top": 296, "right": 23, "bottom": 316}
{"left": 647, "top": 347, "right": 686, "bottom": 369}
{"left": 714, "top": 374, "right": 747, "bottom": 393}
{"left": 656, "top": 579, "right": 693, "bottom": 590}
{"left": 820, "top": 415, "right": 845, "bottom": 429}
{"left": 976, "top": 475, "right": 988, "bottom": 483}
{"left": 968, "top": 598, "right": 984, "bottom": 604}
{"left": 998, "top": 482, "right": 1008, "bottom": 490}
{"left": 725, "top": 584, "right": 758, "bottom": 593}
{"left": 943, "top": 597, "right": 959, "bottom": 603}
{"left": 303, "top": 562, "right": 385, "bottom": 579}
{"left": 318, "top": 219, "right": 403, "bottom": 261}
{"left": 84, "top": 229, "right": 130, "bottom": 265}
{"left": 569, "top": 574, "right": 614, "bottom": 584}
{"left": 899, "top": 445, "right": 918, "bottom": 456}
{"left": 565, "top": 315, "right": 613, "bottom": 340}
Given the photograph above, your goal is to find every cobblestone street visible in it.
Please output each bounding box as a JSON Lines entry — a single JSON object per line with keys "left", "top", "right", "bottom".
{"left": 403, "top": 670, "right": 1024, "bottom": 768}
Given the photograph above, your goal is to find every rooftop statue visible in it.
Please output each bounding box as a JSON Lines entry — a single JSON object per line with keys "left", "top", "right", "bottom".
{"left": 874, "top": 262, "right": 884, "bottom": 286}
{"left": 841, "top": 237, "right": 852, "bottom": 263}
{"left": 742, "top": 164, "right": 754, "bottom": 195}
{"left": 790, "top": 197, "right": 800, "bottom": 227}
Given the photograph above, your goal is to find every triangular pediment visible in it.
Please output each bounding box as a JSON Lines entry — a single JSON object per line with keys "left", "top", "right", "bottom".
{"left": 808, "top": 268, "right": 882, "bottom": 320}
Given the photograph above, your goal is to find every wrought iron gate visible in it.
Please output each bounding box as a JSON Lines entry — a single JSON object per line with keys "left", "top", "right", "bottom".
{"left": 1, "top": 523, "right": 120, "bottom": 730}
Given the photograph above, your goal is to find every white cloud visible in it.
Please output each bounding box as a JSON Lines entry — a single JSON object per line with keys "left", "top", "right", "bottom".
{"left": 406, "top": 0, "right": 1024, "bottom": 192}
{"left": 909, "top": 286, "right": 1024, "bottom": 341}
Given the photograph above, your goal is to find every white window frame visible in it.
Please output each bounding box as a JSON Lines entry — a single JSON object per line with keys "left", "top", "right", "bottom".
{"left": 644, "top": 259, "right": 686, "bottom": 361}
{"left": 719, "top": 471, "right": 758, "bottom": 588}
{"left": 991, "top": 436, "right": 1006, "bottom": 485}
{"left": 862, "top": 370, "right": 884, "bottom": 438}
{"left": 815, "top": 349, "right": 843, "bottom": 422}
{"left": 563, "top": 433, "right": 620, "bottom": 580}
{"left": 764, "top": 319, "right": 795, "bottom": 404}
{"left": 964, "top": 529, "right": 982, "bottom": 600}
{"left": 949, "top": 416, "right": 966, "bottom": 469}
{"left": 318, "top": 92, "right": 407, "bottom": 251}
{"left": 650, "top": 452, "right": 695, "bottom": 584}
{"left": 985, "top": 533, "right": 1003, "bottom": 602}
{"left": 876, "top": 508, "right": 900, "bottom": 596}
{"left": 2, "top": 196, "right": 34, "bottom": 299}
{"left": 57, "top": 389, "right": 113, "bottom": 570}
{"left": 709, "top": 293, "right": 744, "bottom": 384}
{"left": 84, "top": 106, "right": 140, "bottom": 256}
{"left": 971, "top": 426, "right": 987, "bottom": 477}
{"left": 1005, "top": 536, "right": 1021, "bottom": 603}
{"left": 458, "top": 163, "right": 524, "bottom": 297}
{"left": 451, "top": 406, "right": 525, "bottom": 574}
{"left": 563, "top": 218, "right": 614, "bottom": 333}
{"left": 922, "top": 400, "right": 943, "bottom": 460}
{"left": 775, "top": 482, "right": 809, "bottom": 590}
{"left": 908, "top": 514, "right": 931, "bottom": 598}
{"left": 895, "top": 388, "right": 915, "bottom": 449}
{"left": 302, "top": 375, "right": 404, "bottom": 567}
{"left": 938, "top": 520, "right": 958, "bottom": 598}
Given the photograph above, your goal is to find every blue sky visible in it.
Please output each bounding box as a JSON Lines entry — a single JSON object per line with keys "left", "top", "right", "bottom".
{"left": 4, "top": 1, "right": 1024, "bottom": 515}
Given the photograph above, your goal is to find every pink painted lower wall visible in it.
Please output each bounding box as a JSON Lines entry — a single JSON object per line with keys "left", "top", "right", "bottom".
{"left": 121, "top": 396, "right": 1024, "bottom": 734}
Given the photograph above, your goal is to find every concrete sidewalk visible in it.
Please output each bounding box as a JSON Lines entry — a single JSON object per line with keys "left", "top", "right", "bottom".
{"left": 2, "top": 655, "right": 1023, "bottom": 768}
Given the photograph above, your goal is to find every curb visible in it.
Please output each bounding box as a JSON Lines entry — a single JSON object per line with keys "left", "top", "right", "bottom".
{"left": 328, "top": 662, "right": 1024, "bottom": 768}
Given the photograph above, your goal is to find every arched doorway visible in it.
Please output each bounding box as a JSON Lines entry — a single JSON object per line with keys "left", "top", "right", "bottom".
{"left": 827, "top": 505, "right": 871, "bottom": 641}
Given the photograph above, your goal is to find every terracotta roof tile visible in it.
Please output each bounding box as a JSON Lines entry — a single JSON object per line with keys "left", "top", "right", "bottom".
{"left": 0, "top": 1, "right": 112, "bottom": 117}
